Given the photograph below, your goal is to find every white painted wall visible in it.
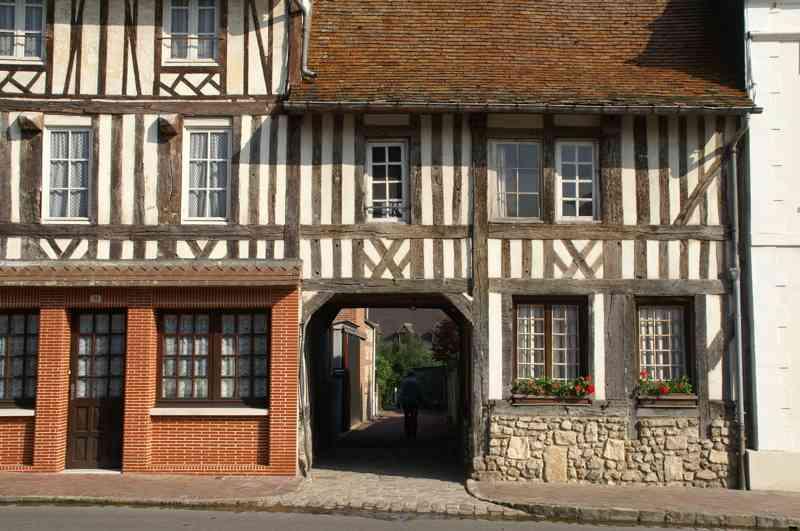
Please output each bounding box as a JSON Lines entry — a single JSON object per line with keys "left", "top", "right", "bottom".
{"left": 746, "top": 0, "right": 800, "bottom": 490}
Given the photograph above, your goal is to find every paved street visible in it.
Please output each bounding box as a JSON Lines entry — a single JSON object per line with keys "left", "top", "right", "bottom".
{"left": 0, "top": 506, "right": 688, "bottom": 531}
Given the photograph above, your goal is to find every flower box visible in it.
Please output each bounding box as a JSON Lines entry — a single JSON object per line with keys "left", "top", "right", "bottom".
{"left": 637, "top": 393, "right": 698, "bottom": 408}
{"left": 511, "top": 394, "right": 592, "bottom": 406}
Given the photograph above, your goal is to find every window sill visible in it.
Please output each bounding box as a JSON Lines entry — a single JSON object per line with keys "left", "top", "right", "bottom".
{"left": 490, "top": 217, "right": 543, "bottom": 224}
{"left": 555, "top": 218, "right": 601, "bottom": 224}
{"left": 0, "top": 58, "right": 45, "bottom": 67}
{"left": 510, "top": 394, "right": 592, "bottom": 406}
{"left": 637, "top": 394, "right": 698, "bottom": 409}
{"left": 0, "top": 408, "right": 35, "bottom": 417}
{"left": 40, "top": 218, "right": 92, "bottom": 225}
{"left": 161, "top": 60, "right": 221, "bottom": 68}
{"left": 180, "top": 218, "right": 231, "bottom": 225}
{"left": 150, "top": 407, "right": 268, "bottom": 417}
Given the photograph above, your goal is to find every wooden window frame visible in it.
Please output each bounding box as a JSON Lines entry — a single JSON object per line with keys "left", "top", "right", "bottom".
{"left": 0, "top": 0, "right": 46, "bottom": 64}
{"left": 156, "top": 310, "right": 271, "bottom": 408}
{"left": 634, "top": 297, "right": 694, "bottom": 385}
{"left": 0, "top": 311, "right": 38, "bottom": 408}
{"left": 41, "top": 126, "right": 93, "bottom": 224}
{"left": 488, "top": 139, "right": 543, "bottom": 222}
{"left": 365, "top": 140, "right": 409, "bottom": 223}
{"left": 512, "top": 296, "right": 589, "bottom": 382}
{"left": 181, "top": 120, "right": 232, "bottom": 224}
{"left": 555, "top": 139, "right": 601, "bottom": 223}
{"left": 162, "top": 0, "right": 221, "bottom": 65}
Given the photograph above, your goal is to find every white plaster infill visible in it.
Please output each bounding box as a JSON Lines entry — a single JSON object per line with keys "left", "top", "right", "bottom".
{"left": 150, "top": 407, "right": 269, "bottom": 417}
{"left": 0, "top": 408, "right": 35, "bottom": 417}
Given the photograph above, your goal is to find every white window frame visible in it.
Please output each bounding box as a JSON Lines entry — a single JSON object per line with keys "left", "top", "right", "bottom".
{"left": 637, "top": 304, "right": 689, "bottom": 382}
{"left": 181, "top": 121, "right": 232, "bottom": 224}
{"left": 41, "top": 126, "right": 92, "bottom": 224}
{"left": 365, "top": 140, "right": 408, "bottom": 223}
{"left": 555, "top": 140, "right": 600, "bottom": 223}
{"left": 488, "top": 139, "right": 542, "bottom": 222}
{"left": 162, "top": 0, "right": 219, "bottom": 65}
{"left": 0, "top": 0, "right": 45, "bottom": 64}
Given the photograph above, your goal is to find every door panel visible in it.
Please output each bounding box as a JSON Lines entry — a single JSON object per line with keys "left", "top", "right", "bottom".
{"left": 67, "top": 312, "right": 126, "bottom": 469}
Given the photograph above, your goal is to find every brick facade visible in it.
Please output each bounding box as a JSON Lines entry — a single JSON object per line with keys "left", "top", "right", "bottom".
{"left": 0, "top": 286, "right": 299, "bottom": 476}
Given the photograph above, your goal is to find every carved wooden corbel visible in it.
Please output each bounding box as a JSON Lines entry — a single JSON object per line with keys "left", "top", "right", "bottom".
{"left": 157, "top": 114, "right": 180, "bottom": 138}
{"left": 16, "top": 112, "right": 43, "bottom": 135}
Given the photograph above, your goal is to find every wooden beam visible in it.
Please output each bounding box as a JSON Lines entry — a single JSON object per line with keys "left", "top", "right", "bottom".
{"left": 488, "top": 278, "right": 728, "bottom": 296}
{"left": 0, "top": 98, "right": 279, "bottom": 115}
{"left": 301, "top": 278, "right": 469, "bottom": 294}
{"left": 488, "top": 223, "right": 728, "bottom": 241}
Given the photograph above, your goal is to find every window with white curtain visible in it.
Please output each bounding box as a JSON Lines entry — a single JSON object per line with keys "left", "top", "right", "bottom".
{"left": 516, "top": 301, "right": 583, "bottom": 382}
{"left": 165, "top": 0, "right": 217, "bottom": 62}
{"left": 0, "top": 0, "right": 44, "bottom": 61}
{"left": 183, "top": 128, "right": 230, "bottom": 221}
{"left": 366, "top": 142, "right": 407, "bottom": 221}
{"left": 556, "top": 141, "right": 599, "bottom": 220}
{"left": 492, "top": 141, "right": 541, "bottom": 219}
{"left": 47, "top": 128, "right": 91, "bottom": 220}
{"left": 638, "top": 304, "right": 688, "bottom": 381}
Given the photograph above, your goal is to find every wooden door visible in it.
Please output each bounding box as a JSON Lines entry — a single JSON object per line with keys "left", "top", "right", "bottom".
{"left": 67, "top": 312, "right": 126, "bottom": 469}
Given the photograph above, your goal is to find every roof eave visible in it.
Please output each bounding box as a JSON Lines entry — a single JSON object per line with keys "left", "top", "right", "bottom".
{"left": 282, "top": 100, "right": 762, "bottom": 115}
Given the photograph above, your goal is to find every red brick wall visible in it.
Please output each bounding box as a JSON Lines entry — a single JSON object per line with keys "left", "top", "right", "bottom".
{"left": 0, "top": 418, "right": 34, "bottom": 470}
{"left": 0, "top": 286, "right": 300, "bottom": 476}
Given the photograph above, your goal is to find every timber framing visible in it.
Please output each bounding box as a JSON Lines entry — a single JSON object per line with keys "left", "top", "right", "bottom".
{"left": 487, "top": 224, "right": 728, "bottom": 241}
{"left": 0, "top": 98, "right": 279, "bottom": 115}
{"left": 488, "top": 279, "right": 728, "bottom": 296}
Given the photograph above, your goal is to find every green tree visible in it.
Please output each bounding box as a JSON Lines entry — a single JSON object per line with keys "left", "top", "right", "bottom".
{"left": 375, "top": 333, "right": 439, "bottom": 409}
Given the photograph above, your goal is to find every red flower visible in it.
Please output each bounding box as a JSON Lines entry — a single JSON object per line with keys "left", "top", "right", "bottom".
{"left": 574, "top": 384, "right": 583, "bottom": 394}
{"left": 587, "top": 384, "right": 595, "bottom": 394}
{"left": 640, "top": 369, "right": 650, "bottom": 380}
{"left": 585, "top": 375, "right": 592, "bottom": 383}
{"left": 658, "top": 385, "right": 670, "bottom": 396}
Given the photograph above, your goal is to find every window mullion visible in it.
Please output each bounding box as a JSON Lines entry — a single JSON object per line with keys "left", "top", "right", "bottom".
{"left": 189, "top": 0, "right": 198, "bottom": 60}
{"left": 544, "top": 304, "right": 552, "bottom": 380}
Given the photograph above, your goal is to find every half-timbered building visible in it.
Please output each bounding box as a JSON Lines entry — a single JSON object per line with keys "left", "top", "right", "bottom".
{"left": 0, "top": 0, "right": 758, "bottom": 487}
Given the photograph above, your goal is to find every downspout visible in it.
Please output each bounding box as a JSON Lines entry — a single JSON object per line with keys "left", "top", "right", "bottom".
{"left": 729, "top": 124, "right": 749, "bottom": 490}
{"left": 295, "top": 0, "right": 317, "bottom": 79}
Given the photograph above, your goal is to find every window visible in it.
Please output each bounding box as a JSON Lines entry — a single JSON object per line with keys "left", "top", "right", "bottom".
{"left": 0, "top": 313, "right": 38, "bottom": 404}
{"left": 492, "top": 141, "right": 541, "bottom": 219}
{"left": 556, "top": 141, "right": 598, "bottom": 220}
{"left": 0, "top": 0, "right": 44, "bottom": 61}
{"left": 164, "top": 0, "right": 217, "bottom": 62}
{"left": 637, "top": 303, "right": 689, "bottom": 381}
{"left": 515, "top": 300, "right": 585, "bottom": 382}
{"left": 159, "top": 312, "right": 269, "bottom": 404}
{"left": 183, "top": 128, "right": 230, "bottom": 221}
{"left": 74, "top": 313, "right": 126, "bottom": 399}
{"left": 366, "top": 142, "right": 406, "bottom": 221}
{"left": 46, "top": 128, "right": 91, "bottom": 221}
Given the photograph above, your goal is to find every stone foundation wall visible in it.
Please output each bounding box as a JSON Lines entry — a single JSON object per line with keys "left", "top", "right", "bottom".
{"left": 475, "top": 414, "right": 735, "bottom": 488}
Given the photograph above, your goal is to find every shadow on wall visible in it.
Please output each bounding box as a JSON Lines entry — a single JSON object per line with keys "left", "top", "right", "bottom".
{"left": 630, "top": 0, "right": 745, "bottom": 92}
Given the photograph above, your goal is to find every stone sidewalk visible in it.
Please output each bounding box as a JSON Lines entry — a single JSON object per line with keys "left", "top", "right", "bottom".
{"left": 469, "top": 480, "right": 800, "bottom": 529}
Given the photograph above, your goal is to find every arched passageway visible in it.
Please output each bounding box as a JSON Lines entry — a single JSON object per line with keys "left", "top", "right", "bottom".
{"left": 301, "top": 293, "right": 473, "bottom": 481}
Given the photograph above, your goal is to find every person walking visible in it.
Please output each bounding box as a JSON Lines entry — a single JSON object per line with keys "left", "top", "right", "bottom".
{"left": 399, "top": 371, "right": 422, "bottom": 439}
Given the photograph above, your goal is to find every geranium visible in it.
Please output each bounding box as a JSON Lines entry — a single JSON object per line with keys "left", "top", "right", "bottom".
{"left": 637, "top": 373, "right": 694, "bottom": 397}
{"left": 512, "top": 376, "right": 595, "bottom": 400}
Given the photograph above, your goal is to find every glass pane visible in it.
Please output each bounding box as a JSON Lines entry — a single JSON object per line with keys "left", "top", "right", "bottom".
{"left": 505, "top": 194, "right": 517, "bottom": 217}
{"left": 189, "top": 190, "right": 206, "bottom": 218}
{"left": 254, "top": 356, "right": 267, "bottom": 376}
{"left": 179, "top": 315, "right": 193, "bottom": 333}
{"left": 23, "top": 33, "right": 42, "bottom": 59}
{"left": 50, "top": 161, "right": 69, "bottom": 187}
{"left": 171, "top": 7, "right": 189, "bottom": 33}
{"left": 194, "top": 357, "right": 207, "bottom": 377}
{"left": 578, "top": 145, "right": 594, "bottom": 163}
{"left": 387, "top": 164, "right": 402, "bottom": 180}
{"left": 238, "top": 356, "right": 251, "bottom": 376}
{"left": 177, "top": 379, "right": 192, "bottom": 398}
{"left": 177, "top": 358, "right": 190, "bottom": 377}
{"left": 164, "top": 315, "right": 178, "bottom": 334}
{"left": 78, "top": 357, "right": 89, "bottom": 376}
{"left": 11, "top": 314, "right": 25, "bottom": 334}
{"left": 111, "top": 314, "right": 124, "bottom": 333}
{"left": 253, "top": 336, "right": 267, "bottom": 355}
{"left": 12, "top": 357, "right": 23, "bottom": 376}
{"left": 220, "top": 378, "right": 234, "bottom": 398}
{"left": 77, "top": 379, "right": 88, "bottom": 398}
{"left": 162, "top": 378, "right": 176, "bottom": 398}
{"left": 0, "top": 33, "right": 12, "bottom": 56}
{"left": 561, "top": 163, "right": 576, "bottom": 180}
{"left": 562, "top": 201, "right": 576, "bottom": 217}
{"left": 518, "top": 169, "right": 538, "bottom": 194}
{"left": 209, "top": 190, "right": 226, "bottom": 217}
{"left": 197, "top": 35, "right": 215, "bottom": 59}
{"left": 561, "top": 144, "right": 576, "bottom": 162}
{"left": 93, "top": 379, "right": 107, "bottom": 399}
{"left": 163, "top": 358, "right": 176, "bottom": 377}
{"left": 194, "top": 336, "right": 208, "bottom": 356}
{"left": 578, "top": 164, "right": 593, "bottom": 180}
{"left": 371, "top": 146, "right": 385, "bottom": 163}
{"left": 93, "top": 356, "right": 107, "bottom": 377}
{"left": 0, "top": 380, "right": 4, "bottom": 398}
{"left": 94, "top": 335, "right": 109, "bottom": 355}
{"left": 519, "top": 144, "right": 538, "bottom": 169}
{"left": 222, "top": 315, "right": 235, "bottom": 334}
{"left": 372, "top": 183, "right": 386, "bottom": 201}
{"left": 0, "top": 315, "right": 6, "bottom": 334}
{"left": 171, "top": 36, "right": 188, "bottom": 59}
{"left": 518, "top": 195, "right": 539, "bottom": 218}
{"left": 253, "top": 314, "right": 267, "bottom": 334}
{"left": 388, "top": 182, "right": 402, "bottom": 201}
{"left": 190, "top": 161, "right": 207, "bottom": 188}
{"left": 0, "top": 6, "right": 14, "bottom": 31}
{"left": 562, "top": 182, "right": 576, "bottom": 199}
{"left": 498, "top": 144, "right": 517, "bottom": 170}
{"left": 221, "top": 357, "right": 235, "bottom": 377}
{"left": 78, "top": 336, "right": 91, "bottom": 356}
{"left": 109, "top": 378, "right": 122, "bottom": 398}
{"left": 238, "top": 314, "right": 252, "bottom": 333}
{"left": 95, "top": 314, "right": 109, "bottom": 333}
{"left": 579, "top": 201, "right": 594, "bottom": 217}
{"left": 179, "top": 336, "right": 192, "bottom": 356}
{"left": 210, "top": 132, "right": 228, "bottom": 159}
{"left": 110, "top": 335, "right": 123, "bottom": 355}
{"left": 254, "top": 379, "right": 267, "bottom": 398}
{"left": 372, "top": 164, "right": 386, "bottom": 180}
{"left": 24, "top": 5, "right": 42, "bottom": 32}
{"left": 190, "top": 133, "right": 207, "bottom": 160}
{"left": 388, "top": 146, "right": 402, "bottom": 162}
{"left": 239, "top": 378, "right": 251, "bottom": 398}
{"left": 69, "top": 190, "right": 88, "bottom": 218}
{"left": 25, "top": 378, "right": 36, "bottom": 398}
{"left": 10, "top": 336, "right": 23, "bottom": 356}
{"left": 195, "top": 314, "right": 209, "bottom": 333}
{"left": 164, "top": 337, "right": 176, "bottom": 357}
{"left": 49, "top": 190, "right": 67, "bottom": 218}
{"left": 110, "top": 356, "right": 123, "bottom": 376}
{"left": 221, "top": 336, "right": 234, "bottom": 356}
{"left": 579, "top": 182, "right": 593, "bottom": 199}
{"left": 197, "top": 8, "right": 215, "bottom": 34}
{"left": 51, "top": 131, "right": 69, "bottom": 158}
{"left": 71, "top": 131, "right": 89, "bottom": 159}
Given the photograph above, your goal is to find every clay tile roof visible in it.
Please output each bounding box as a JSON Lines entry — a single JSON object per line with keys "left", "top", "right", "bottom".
{"left": 289, "top": 0, "right": 753, "bottom": 111}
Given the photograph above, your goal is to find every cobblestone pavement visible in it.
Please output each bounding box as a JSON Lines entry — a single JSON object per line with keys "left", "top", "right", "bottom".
{"left": 268, "top": 412, "right": 524, "bottom": 518}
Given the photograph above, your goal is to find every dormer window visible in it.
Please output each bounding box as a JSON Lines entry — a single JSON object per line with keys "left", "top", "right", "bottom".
{"left": 163, "top": 0, "right": 218, "bottom": 63}
{"left": 0, "top": 0, "right": 44, "bottom": 62}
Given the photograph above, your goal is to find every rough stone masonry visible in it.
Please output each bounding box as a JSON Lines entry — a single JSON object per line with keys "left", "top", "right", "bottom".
{"left": 475, "top": 414, "right": 735, "bottom": 488}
